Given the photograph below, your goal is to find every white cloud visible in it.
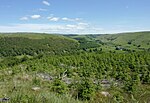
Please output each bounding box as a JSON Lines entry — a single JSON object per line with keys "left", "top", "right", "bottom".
{"left": 78, "top": 22, "right": 89, "bottom": 26}
{"left": 66, "top": 24, "right": 77, "bottom": 28}
{"left": 42, "top": 23, "right": 103, "bottom": 34}
{"left": 43, "top": 1, "right": 50, "bottom": 6}
{"left": 31, "top": 15, "right": 41, "bottom": 19}
{"left": 62, "top": 17, "right": 72, "bottom": 21}
{"left": 47, "top": 17, "right": 59, "bottom": 21}
{"left": 75, "top": 18, "right": 81, "bottom": 21}
{"left": 0, "top": 23, "right": 104, "bottom": 34}
{"left": 50, "top": 17, "right": 59, "bottom": 21}
{"left": 1, "top": 23, "right": 149, "bottom": 34}
{"left": 62, "top": 17, "right": 81, "bottom": 22}
{"left": 20, "top": 17, "right": 28, "bottom": 20}
{"left": 62, "top": 17, "right": 70, "bottom": 21}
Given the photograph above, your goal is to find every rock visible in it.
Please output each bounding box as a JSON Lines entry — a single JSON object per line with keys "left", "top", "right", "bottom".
{"left": 37, "top": 73, "right": 53, "bottom": 81}
{"left": 32, "top": 87, "right": 40, "bottom": 91}
{"left": 101, "top": 91, "right": 110, "bottom": 97}
{"left": 101, "top": 79, "right": 110, "bottom": 84}
{"left": 0, "top": 97, "right": 10, "bottom": 102}
{"left": 62, "top": 77, "right": 72, "bottom": 84}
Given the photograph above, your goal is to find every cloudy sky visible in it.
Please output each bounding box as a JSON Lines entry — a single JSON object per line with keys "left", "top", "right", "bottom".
{"left": 0, "top": 0, "right": 150, "bottom": 34}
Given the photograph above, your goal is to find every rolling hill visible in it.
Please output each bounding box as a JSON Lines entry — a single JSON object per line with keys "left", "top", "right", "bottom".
{"left": 66, "top": 31, "right": 150, "bottom": 51}
{"left": 0, "top": 33, "right": 79, "bottom": 57}
{"left": 0, "top": 32, "right": 150, "bottom": 103}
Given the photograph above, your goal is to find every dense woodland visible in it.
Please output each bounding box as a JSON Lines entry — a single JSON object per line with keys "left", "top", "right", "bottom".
{"left": 0, "top": 34, "right": 78, "bottom": 57}
{"left": 0, "top": 32, "right": 150, "bottom": 103}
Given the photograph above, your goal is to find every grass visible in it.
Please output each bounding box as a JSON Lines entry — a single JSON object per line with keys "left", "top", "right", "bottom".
{"left": 66, "top": 31, "right": 150, "bottom": 51}
{"left": 0, "top": 69, "right": 83, "bottom": 103}
{"left": 0, "top": 32, "right": 150, "bottom": 103}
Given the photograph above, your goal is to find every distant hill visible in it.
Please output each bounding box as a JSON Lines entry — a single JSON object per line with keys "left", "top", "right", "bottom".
{"left": 95, "top": 32, "right": 150, "bottom": 47}
{"left": 0, "top": 32, "right": 149, "bottom": 57}
{"left": 0, "top": 33, "right": 79, "bottom": 57}
{"left": 66, "top": 31, "right": 150, "bottom": 51}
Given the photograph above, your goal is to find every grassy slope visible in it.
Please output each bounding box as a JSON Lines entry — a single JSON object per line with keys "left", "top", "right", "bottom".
{"left": 0, "top": 33, "right": 81, "bottom": 102}
{"left": 0, "top": 33, "right": 76, "bottom": 40}
{"left": 0, "top": 33, "right": 79, "bottom": 57}
{"left": 96, "top": 32, "right": 150, "bottom": 47}
{"left": 0, "top": 68, "right": 83, "bottom": 103}
{"left": 66, "top": 31, "right": 150, "bottom": 51}
{"left": 0, "top": 32, "right": 150, "bottom": 102}
{"left": 0, "top": 52, "right": 150, "bottom": 103}
{"left": 0, "top": 33, "right": 78, "bottom": 43}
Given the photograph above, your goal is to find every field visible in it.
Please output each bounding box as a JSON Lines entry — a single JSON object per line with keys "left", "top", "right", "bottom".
{"left": 0, "top": 32, "right": 150, "bottom": 103}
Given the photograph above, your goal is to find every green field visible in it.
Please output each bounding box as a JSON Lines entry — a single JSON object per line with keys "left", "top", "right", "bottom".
{"left": 65, "top": 31, "right": 150, "bottom": 52}
{"left": 0, "top": 32, "right": 150, "bottom": 103}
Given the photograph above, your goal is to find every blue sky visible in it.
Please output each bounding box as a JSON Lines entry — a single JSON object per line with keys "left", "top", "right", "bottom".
{"left": 0, "top": 0, "right": 150, "bottom": 34}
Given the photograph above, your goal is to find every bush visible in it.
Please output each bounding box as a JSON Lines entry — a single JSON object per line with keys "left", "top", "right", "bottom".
{"left": 51, "top": 78, "right": 68, "bottom": 94}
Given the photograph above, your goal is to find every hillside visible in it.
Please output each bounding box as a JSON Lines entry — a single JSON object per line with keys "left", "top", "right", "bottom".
{"left": 1, "top": 32, "right": 149, "bottom": 57}
{"left": 66, "top": 31, "right": 150, "bottom": 52}
{"left": 95, "top": 32, "right": 150, "bottom": 49}
{"left": 0, "top": 32, "right": 150, "bottom": 103}
{"left": 0, "top": 33, "right": 79, "bottom": 57}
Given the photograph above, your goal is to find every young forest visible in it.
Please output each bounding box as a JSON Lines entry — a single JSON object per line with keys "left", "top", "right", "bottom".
{"left": 0, "top": 32, "right": 150, "bottom": 103}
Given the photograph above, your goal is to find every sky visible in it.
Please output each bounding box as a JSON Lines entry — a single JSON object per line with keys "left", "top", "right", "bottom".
{"left": 0, "top": 0, "right": 150, "bottom": 34}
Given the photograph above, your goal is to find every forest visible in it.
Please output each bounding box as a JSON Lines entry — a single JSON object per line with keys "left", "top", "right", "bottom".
{"left": 0, "top": 32, "right": 150, "bottom": 103}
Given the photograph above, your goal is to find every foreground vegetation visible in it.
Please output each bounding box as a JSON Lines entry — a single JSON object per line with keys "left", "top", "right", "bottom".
{"left": 0, "top": 32, "right": 150, "bottom": 103}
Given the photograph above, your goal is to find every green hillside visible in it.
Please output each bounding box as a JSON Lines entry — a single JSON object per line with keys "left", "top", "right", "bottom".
{"left": 66, "top": 31, "right": 150, "bottom": 52}
{"left": 1, "top": 32, "right": 149, "bottom": 57}
{"left": 0, "top": 33, "right": 79, "bottom": 57}
{"left": 0, "top": 32, "right": 150, "bottom": 103}
{"left": 95, "top": 32, "right": 150, "bottom": 48}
